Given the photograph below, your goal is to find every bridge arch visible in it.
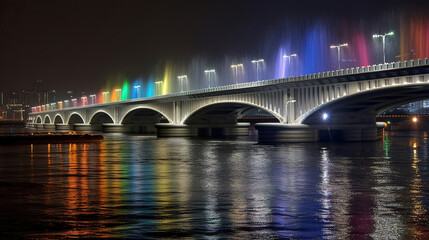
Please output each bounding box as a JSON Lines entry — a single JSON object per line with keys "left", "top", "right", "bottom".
{"left": 67, "top": 112, "right": 85, "bottom": 124}
{"left": 54, "top": 114, "right": 64, "bottom": 124}
{"left": 89, "top": 110, "right": 115, "bottom": 124}
{"left": 182, "top": 101, "right": 283, "bottom": 124}
{"left": 301, "top": 84, "right": 429, "bottom": 124}
{"left": 44, "top": 115, "right": 51, "bottom": 124}
{"left": 35, "top": 116, "right": 42, "bottom": 124}
{"left": 119, "top": 106, "right": 172, "bottom": 124}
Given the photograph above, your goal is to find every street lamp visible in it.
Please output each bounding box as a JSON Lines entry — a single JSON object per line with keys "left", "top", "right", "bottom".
{"left": 251, "top": 59, "right": 264, "bottom": 80}
{"left": 282, "top": 54, "right": 297, "bottom": 77}
{"left": 204, "top": 69, "right": 215, "bottom": 88}
{"left": 89, "top": 94, "right": 96, "bottom": 105}
{"left": 155, "top": 81, "right": 163, "bottom": 95}
{"left": 330, "top": 43, "right": 348, "bottom": 70}
{"left": 114, "top": 89, "right": 122, "bottom": 101}
{"left": 177, "top": 75, "right": 187, "bottom": 92}
{"left": 284, "top": 99, "right": 296, "bottom": 124}
{"left": 133, "top": 85, "right": 141, "bottom": 98}
{"left": 230, "top": 63, "right": 243, "bottom": 84}
{"left": 81, "top": 96, "right": 87, "bottom": 106}
{"left": 71, "top": 98, "right": 77, "bottom": 107}
{"left": 373, "top": 31, "right": 394, "bottom": 64}
{"left": 102, "top": 92, "right": 109, "bottom": 103}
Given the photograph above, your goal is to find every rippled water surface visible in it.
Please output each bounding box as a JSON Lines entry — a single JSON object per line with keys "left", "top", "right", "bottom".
{"left": 1, "top": 131, "right": 429, "bottom": 239}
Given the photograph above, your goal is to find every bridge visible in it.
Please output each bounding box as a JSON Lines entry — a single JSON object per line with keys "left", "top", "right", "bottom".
{"left": 28, "top": 59, "right": 429, "bottom": 143}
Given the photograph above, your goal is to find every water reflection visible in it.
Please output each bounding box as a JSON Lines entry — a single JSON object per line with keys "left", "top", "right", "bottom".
{"left": 0, "top": 132, "right": 429, "bottom": 238}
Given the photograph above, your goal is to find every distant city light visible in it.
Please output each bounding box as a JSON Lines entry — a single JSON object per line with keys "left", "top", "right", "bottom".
{"left": 413, "top": 117, "right": 418, "bottom": 122}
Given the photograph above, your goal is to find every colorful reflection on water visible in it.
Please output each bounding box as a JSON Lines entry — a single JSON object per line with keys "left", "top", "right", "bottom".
{"left": 0, "top": 132, "right": 429, "bottom": 238}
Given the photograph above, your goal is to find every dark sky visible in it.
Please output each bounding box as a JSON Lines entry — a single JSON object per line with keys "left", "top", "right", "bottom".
{"left": 1, "top": 0, "right": 428, "bottom": 94}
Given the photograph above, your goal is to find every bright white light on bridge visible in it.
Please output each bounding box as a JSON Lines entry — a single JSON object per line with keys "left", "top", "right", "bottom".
{"left": 133, "top": 85, "right": 141, "bottom": 89}
{"left": 204, "top": 69, "right": 215, "bottom": 73}
{"left": 413, "top": 117, "right": 418, "bottom": 122}
{"left": 322, "top": 112, "right": 329, "bottom": 120}
{"left": 283, "top": 53, "right": 297, "bottom": 58}
{"left": 251, "top": 59, "right": 264, "bottom": 63}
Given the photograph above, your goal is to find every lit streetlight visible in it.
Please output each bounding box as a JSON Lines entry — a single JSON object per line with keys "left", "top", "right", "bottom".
{"left": 155, "top": 81, "right": 163, "bottom": 95}
{"left": 81, "top": 96, "right": 87, "bottom": 106}
{"left": 114, "top": 89, "right": 122, "bottom": 101}
{"left": 284, "top": 99, "right": 296, "bottom": 124}
{"left": 89, "top": 94, "right": 96, "bottom": 105}
{"left": 102, "top": 92, "right": 110, "bottom": 103}
{"left": 282, "top": 53, "right": 297, "bottom": 77}
{"left": 230, "top": 63, "right": 243, "bottom": 84}
{"left": 373, "top": 31, "right": 394, "bottom": 64}
{"left": 330, "top": 43, "right": 348, "bottom": 70}
{"left": 204, "top": 69, "right": 215, "bottom": 88}
{"left": 251, "top": 59, "right": 264, "bottom": 80}
{"left": 133, "top": 85, "right": 141, "bottom": 98}
{"left": 177, "top": 75, "right": 188, "bottom": 92}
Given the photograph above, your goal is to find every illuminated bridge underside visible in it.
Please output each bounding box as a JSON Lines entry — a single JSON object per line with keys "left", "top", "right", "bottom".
{"left": 29, "top": 60, "right": 429, "bottom": 142}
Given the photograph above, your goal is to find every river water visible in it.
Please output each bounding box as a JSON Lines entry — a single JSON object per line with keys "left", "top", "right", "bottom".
{"left": 0, "top": 128, "right": 429, "bottom": 239}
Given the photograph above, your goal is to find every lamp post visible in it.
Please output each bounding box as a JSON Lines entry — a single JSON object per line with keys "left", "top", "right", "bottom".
{"left": 89, "top": 94, "right": 96, "bottom": 105}
{"left": 114, "top": 89, "right": 121, "bottom": 101}
{"left": 133, "top": 85, "right": 141, "bottom": 98}
{"left": 177, "top": 75, "right": 187, "bottom": 92}
{"left": 155, "top": 81, "right": 163, "bottom": 95}
{"left": 330, "top": 43, "right": 348, "bottom": 70}
{"left": 230, "top": 63, "right": 243, "bottom": 84}
{"left": 373, "top": 31, "right": 394, "bottom": 64}
{"left": 81, "top": 96, "right": 87, "bottom": 106}
{"left": 71, "top": 98, "right": 77, "bottom": 107}
{"left": 204, "top": 69, "right": 215, "bottom": 88}
{"left": 284, "top": 99, "right": 296, "bottom": 124}
{"left": 282, "top": 54, "right": 297, "bottom": 77}
{"left": 251, "top": 59, "right": 264, "bottom": 80}
{"left": 102, "top": 92, "right": 109, "bottom": 103}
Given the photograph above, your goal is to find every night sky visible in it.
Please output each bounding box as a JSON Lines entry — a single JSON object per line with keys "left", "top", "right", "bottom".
{"left": 1, "top": 0, "right": 428, "bottom": 95}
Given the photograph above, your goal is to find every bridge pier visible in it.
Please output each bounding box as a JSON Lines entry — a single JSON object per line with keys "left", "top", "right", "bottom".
{"left": 156, "top": 123, "right": 250, "bottom": 137}
{"left": 73, "top": 124, "right": 93, "bottom": 131}
{"left": 255, "top": 123, "right": 319, "bottom": 143}
{"left": 55, "top": 124, "right": 73, "bottom": 131}
{"left": 43, "top": 124, "right": 56, "bottom": 130}
{"left": 102, "top": 123, "right": 125, "bottom": 133}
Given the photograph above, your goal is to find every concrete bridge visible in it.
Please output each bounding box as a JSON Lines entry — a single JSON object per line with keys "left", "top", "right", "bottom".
{"left": 28, "top": 59, "right": 429, "bottom": 142}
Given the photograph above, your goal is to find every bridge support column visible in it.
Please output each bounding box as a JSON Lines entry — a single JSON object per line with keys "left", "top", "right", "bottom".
{"left": 73, "top": 124, "right": 93, "bottom": 131}
{"left": 43, "top": 124, "right": 56, "bottom": 130}
{"left": 211, "top": 123, "right": 250, "bottom": 136}
{"left": 156, "top": 123, "right": 198, "bottom": 137}
{"left": 102, "top": 123, "right": 125, "bottom": 133}
{"left": 255, "top": 123, "right": 319, "bottom": 143}
{"left": 56, "top": 124, "right": 73, "bottom": 131}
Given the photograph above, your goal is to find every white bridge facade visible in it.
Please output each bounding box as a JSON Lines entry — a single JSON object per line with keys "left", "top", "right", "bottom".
{"left": 28, "top": 59, "right": 429, "bottom": 142}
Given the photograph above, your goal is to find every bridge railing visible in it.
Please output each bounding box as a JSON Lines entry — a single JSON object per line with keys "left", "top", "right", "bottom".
{"left": 31, "top": 58, "right": 429, "bottom": 114}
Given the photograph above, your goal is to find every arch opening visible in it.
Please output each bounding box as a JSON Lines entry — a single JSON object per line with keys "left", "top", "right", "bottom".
{"left": 44, "top": 116, "right": 51, "bottom": 124}
{"left": 121, "top": 108, "right": 169, "bottom": 134}
{"left": 302, "top": 84, "right": 429, "bottom": 125}
{"left": 54, "top": 115, "right": 64, "bottom": 124}
{"left": 90, "top": 112, "right": 114, "bottom": 131}
{"left": 68, "top": 114, "right": 84, "bottom": 125}
{"left": 36, "top": 116, "right": 42, "bottom": 124}
{"left": 184, "top": 102, "right": 281, "bottom": 125}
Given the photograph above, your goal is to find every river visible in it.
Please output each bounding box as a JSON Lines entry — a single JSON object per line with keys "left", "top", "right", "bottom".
{"left": 0, "top": 128, "right": 428, "bottom": 239}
